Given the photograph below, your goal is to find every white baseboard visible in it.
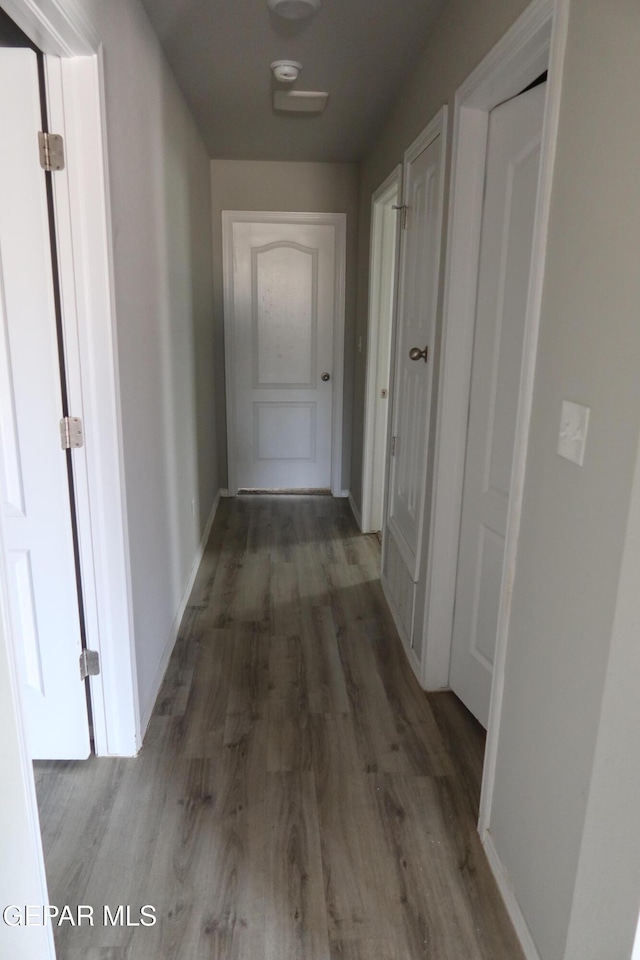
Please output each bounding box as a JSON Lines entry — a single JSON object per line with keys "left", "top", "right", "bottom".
{"left": 482, "top": 830, "right": 542, "bottom": 960}
{"left": 348, "top": 492, "right": 363, "bottom": 531}
{"left": 219, "top": 488, "right": 231, "bottom": 498}
{"left": 138, "top": 490, "right": 221, "bottom": 736}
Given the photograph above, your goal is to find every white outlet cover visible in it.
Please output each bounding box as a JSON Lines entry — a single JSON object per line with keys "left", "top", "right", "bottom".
{"left": 558, "top": 400, "right": 590, "bottom": 466}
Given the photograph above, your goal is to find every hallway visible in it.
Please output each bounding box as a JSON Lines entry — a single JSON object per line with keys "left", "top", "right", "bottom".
{"left": 35, "top": 496, "right": 523, "bottom": 960}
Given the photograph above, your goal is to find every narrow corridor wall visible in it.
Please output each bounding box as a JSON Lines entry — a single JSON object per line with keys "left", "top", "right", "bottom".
{"left": 357, "top": 0, "right": 640, "bottom": 957}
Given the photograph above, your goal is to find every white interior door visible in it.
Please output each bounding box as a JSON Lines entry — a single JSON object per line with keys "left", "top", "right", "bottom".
{"left": 368, "top": 185, "right": 398, "bottom": 533}
{"left": 383, "top": 123, "right": 445, "bottom": 652}
{"left": 387, "top": 131, "right": 443, "bottom": 579}
{"left": 449, "top": 83, "right": 546, "bottom": 727}
{"left": 0, "top": 48, "right": 90, "bottom": 760}
{"left": 226, "top": 217, "right": 342, "bottom": 492}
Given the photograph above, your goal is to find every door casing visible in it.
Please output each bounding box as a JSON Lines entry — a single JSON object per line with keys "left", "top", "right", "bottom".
{"left": 223, "top": 211, "right": 347, "bottom": 498}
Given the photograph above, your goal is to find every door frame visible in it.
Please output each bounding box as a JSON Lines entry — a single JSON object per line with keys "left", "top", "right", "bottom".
{"left": 419, "top": 0, "right": 569, "bottom": 922}
{"left": 222, "top": 210, "right": 347, "bottom": 498}
{"left": 360, "top": 165, "right": 402, "bottom": 534}
{"left": 0, "top": 1, "right": 139, "bottom": 757}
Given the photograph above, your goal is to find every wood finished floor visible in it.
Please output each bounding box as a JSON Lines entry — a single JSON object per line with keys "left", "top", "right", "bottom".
{"left": 34, "top": 496, "right": 524, "bottom": 960}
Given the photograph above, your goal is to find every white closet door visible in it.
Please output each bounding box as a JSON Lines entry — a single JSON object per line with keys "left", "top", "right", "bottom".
{"left": 0, "top": 49, "right": 90, "bottom": 759}
{"left": 449, "top": 83, "right": 546, "bottom": 726}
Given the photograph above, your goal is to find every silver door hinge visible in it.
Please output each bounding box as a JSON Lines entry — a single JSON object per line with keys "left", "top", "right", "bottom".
{"left": 60, "top": 416, "right": 84, "bottom": 450}
{"left": 38, "top": 131, "right": 65, "bottom": 172}
{"left": 392, "top": 204, "right": 408, "bottom": 229}
{"left": 79, "top": 649, "right": 100, "bottom": 680}
{"left": 391, "top": 436, "right": 398, "bottom": 456}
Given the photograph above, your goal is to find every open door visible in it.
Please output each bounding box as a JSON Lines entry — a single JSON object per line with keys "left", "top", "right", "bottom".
{"left": 0, "top": 48, "right": 91, "bottom": 760}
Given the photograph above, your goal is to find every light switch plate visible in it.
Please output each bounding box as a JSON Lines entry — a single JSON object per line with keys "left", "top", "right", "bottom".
{"left": 558, "top": 400, "right": 590, "bottom": 466}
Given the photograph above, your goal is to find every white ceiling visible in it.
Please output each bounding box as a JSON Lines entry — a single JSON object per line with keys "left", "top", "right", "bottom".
{"left": 138, "top": 0, "right": 444, "bottom": 162}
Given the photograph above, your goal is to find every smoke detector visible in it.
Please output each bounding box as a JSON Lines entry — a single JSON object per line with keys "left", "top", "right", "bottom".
{"left": 267, "top": 0, "right": 320, "bottom": 20}
{"left": 270, "top": 60, "right": 302, "bottom": 83}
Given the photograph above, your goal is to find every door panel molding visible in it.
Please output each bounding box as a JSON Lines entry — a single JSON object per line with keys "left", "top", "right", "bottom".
{"left": 252, "top": 241, "right": 318, "bottom": 389}
{"left": 223, "top": 211, "right": 346, "bottom": 496}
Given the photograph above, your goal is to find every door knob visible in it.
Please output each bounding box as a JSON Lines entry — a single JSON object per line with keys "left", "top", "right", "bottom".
{"left": 321, "top": 372, "right": 331, "bottom": 382}
{"left": 409, "top": 346, "right": 429, "bottom": 363}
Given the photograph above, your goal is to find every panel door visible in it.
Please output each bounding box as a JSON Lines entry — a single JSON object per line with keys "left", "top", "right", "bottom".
{"left": 229, "top": 220, "right": 337, "bottom": 491}
{"left": 386, "top": 132, "right": 443, "bottom": 581}
{"left": 0, "top": 49, "right": 90, "bottom": 759}
{"left": 449, "top": 83, "right": 546, "bottom": 726}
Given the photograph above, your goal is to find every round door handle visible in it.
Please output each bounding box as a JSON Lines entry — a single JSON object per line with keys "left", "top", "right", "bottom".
{"left": 321, "top": 372, "right": 331, "bottom": 382}
{"left": 409, "top": 346, "right": 429, "bottom": 363}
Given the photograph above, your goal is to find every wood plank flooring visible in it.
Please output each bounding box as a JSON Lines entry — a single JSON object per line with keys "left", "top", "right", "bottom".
{"left": 34, "top": 496, "right": 524, "bottom": 960}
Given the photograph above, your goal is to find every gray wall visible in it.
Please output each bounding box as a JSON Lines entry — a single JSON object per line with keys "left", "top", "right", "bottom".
{"left": 356, "top": 0, "right": 640, "bottom": 958}
{"left": 562, "top": 436, "right": 640, "bottom": 960}
{"left": 69, "top": 0, "right": 219, "bottom": 724}
{"left": 210, "top": 159, "right": 359, "bottom": 491}
{"left": 490, "top": 1, "right": 640, "bottom": 957}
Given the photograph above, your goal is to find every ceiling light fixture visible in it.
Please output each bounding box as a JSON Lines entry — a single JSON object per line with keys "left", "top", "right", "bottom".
{"left": 270, "top": 60, "right": 302, "bottom": 83}
{"left": 267, "top": 0, "right": 321, "bottom": 20}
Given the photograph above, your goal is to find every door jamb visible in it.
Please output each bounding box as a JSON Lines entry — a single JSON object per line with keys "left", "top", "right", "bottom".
{"left": 419, "top": 0, "right": 570, "bottom": 837}
{"left": 360, "top": 165, "right": 402, "bottom": 534}
{"left": 222, "top": 210, "right": 347, "bottom": 498}
{"left": 0, "top": 1, "right": 140, "bottom": 758}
